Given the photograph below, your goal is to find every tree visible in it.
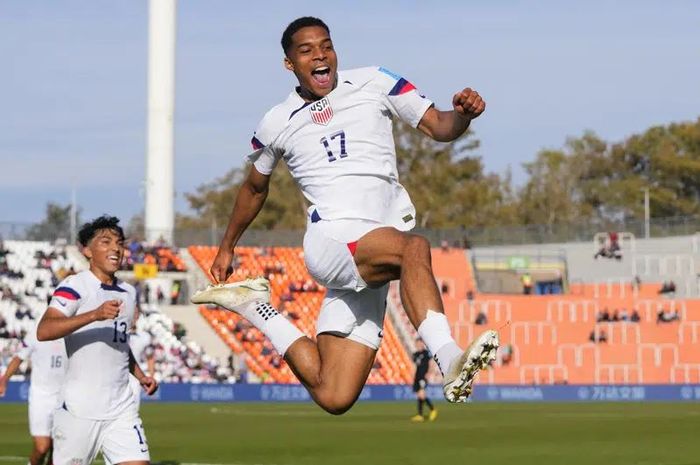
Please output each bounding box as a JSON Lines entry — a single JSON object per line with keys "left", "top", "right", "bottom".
{"left": 178, "top": 162, "right": 307, "bottom": 232}
{"left": 26, "top": 203, "right": 79, "bottom": 242}
{"left": 394, "top": 121, "right": 516, "bottom": 228}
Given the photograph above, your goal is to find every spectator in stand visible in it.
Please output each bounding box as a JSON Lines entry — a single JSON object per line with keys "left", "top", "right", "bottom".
{"left": 466, "top": 289, "right": 474, "bottom": 302}
{"left": 612, "top": 310, "right": 620, "bottom": 322}
{"left": 474, "top": 311, "right": 488, "bottom": 326}
{"left": 156, "top": 286, "right": 165, "bottom": 304}
{"left": 170, "top": 281, "right": 181, "bottom": 305}
{"left": 143, "top": 282, "right": 151, "bottom": 305}
{"left": 632, "top": 275, "right": 641, "bottom": 292}
{"left": 659, "top": 281, "right": 677, "bottom": 295}
{"left": 500, "top": 344, "right": 513, "bottom": 366}
{"left": 237, "top": 352, "right": 248, "bottom": 383}
{"left": 630, "top": 309, "right": 641, "bottom": 323}
{"left": 521, "top": 273, "right": 533, "bottom": 295}
{"left": 619, "top": 308, "right": 629, "bottom": 322}
{"left": 441, "top": 282, "right": 450, "bottom": 296}
{"left": 596, "top": 308, "right": 611, "bottom": 322}
{"left": 589, "top": 328, "right": 607, "bottom": 343}
{"left": 594, "top": 231, "right": 622, "bottom": 260}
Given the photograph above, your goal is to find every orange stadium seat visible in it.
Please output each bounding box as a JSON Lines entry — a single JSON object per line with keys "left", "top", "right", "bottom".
{"left": 429, "top": 247, "right": 700, "bottom": 385}
{"left": 189, "top": 243, "right": 700, "bottom": 386}
{"left": 189, "top": 245, "right": 412, "bottom": 384}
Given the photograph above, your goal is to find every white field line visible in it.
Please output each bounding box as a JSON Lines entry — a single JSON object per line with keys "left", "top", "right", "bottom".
{"left": 0, "top": 456, "right": 284, "bottom": 465}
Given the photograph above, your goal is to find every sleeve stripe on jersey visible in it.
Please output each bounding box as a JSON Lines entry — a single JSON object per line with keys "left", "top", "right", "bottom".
{"left": 53, "top": 287, "right": 80, "bottom": 300}
{"left": 388, "top": 78, "right": 417, "bottom": 96}
{"left": 251, "top": 136, "right": 265, "bottom": 150}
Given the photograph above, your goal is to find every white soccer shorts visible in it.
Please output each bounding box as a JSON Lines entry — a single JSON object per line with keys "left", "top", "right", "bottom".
{"left": 52, "top": 407, "right": 150, "bottom": 465}
{"left": 303, "top": 210, "right": 390, "bottom": 350}
{"left": 28, "top": 392, "right": 61, "bottom": 437}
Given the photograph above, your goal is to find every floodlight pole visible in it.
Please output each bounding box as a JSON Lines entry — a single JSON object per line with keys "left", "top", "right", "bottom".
{"left": 145, "top": 0, "right": 176, "bottom": 244}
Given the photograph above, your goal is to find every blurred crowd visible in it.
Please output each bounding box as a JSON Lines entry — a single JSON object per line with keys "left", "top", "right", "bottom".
{"left": 120, "top": 240, "right": 186, "bottom": 272}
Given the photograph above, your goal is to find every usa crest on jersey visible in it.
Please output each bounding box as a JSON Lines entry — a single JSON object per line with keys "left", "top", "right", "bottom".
{"left": 309, "top": 97, "right": 333, "bottom": 125}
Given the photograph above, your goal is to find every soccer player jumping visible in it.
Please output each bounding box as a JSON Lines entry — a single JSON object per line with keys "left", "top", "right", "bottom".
{"left": 192, "top": 16, "right": 498, "bottom": 414}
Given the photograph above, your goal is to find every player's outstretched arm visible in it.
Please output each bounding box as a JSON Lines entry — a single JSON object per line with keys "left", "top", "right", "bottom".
{"left": 37, "top": 300, "right": 121, "bottom": 341}
{"left": 0, "top": 356, "right": 22, "bottom": 397}
{"left": 210, "top": 166, "right": 272, "bottom": 283}
{"left": 417, "top": 88, "right": 485, "bottom": 142}
{"left": 129, "top": 349, "right": 158, "bottom": 395}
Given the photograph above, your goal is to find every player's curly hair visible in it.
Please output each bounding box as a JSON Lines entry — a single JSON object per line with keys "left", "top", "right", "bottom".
{"left": 281, "top": 17, "right": 330, "bottom": 56}
{"left": 78, "top": 215, "right": 124, "bottom": 246}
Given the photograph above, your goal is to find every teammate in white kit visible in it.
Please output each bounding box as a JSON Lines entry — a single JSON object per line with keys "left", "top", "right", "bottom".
{"left": 0, "top": 320, "right": 67, "bottom": 465}
{"left": 192, "top": 17, "right": 498, "bottom": 414}
{"left": 37, "top": 216, "right": 158, "bottom": 465}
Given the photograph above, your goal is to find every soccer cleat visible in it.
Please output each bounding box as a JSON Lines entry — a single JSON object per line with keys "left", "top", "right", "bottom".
{"left": 190, "top": 277, "right": 271, "bottom": 312}
{"left": 443, "top": 329, "right": 499, "bottom": 403}
{"left": 428, "top": 408, "right": 438, "bottom": 422}
{"left": 410, "top": 414, "right": 425, "bottom": 422}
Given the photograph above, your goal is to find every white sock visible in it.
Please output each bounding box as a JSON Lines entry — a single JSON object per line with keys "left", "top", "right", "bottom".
{"left": 241, "top": 302, "right": 305, "bottom": 355}
{"left": 417, "top": 310, "right": 462, "bottom": 376}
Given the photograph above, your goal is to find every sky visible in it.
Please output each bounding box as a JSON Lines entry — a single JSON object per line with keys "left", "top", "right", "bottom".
{"left": 1, "top": 0, "right": 698, "bottom": 225}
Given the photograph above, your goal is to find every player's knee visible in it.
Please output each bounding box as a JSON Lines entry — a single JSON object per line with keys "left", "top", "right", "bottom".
{"left": 404, "top": 235, "right": 431, "bottom": 262}
{"left": 316, "top": 392, "right": 357, "bottom": 415}
{"left": 34, "top": 441, "right": 51, "bottom": 456}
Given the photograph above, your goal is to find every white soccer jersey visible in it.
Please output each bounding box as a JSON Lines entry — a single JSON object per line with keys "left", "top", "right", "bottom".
{"left": 128, "top": 330, "right": 152, "bottom": 365}
{"left": 49, "top": 270, "right": 137, "bottom": 420}
{"left": 17, "top": 322, "right": 67, "bottom": 398}
{"left": 249, "top": 66, "right": 433, "bottom": 228}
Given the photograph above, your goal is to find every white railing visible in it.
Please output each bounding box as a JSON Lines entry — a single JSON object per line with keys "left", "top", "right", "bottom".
{"left": 596, "top": 364, "right": 642, "bottom": 384}
{"left": 452, "top": 322, "right": 474, "bottom": 347}
{"left": 633, "top": 254, "right": 696, "bottom": 277}
{"left": 458, "top": 299, "right": 512, "bottom": 324}
{"left": 511, "top": 321, "right": 557, "bottom": 345}
{"left": 638, "top": 343, "right": 679, "bottom": 367}
{"left": 593, "top": 322, "right": 641, "bottom": 344}
{"left": 670, "top": 364, "right": 700, "bottom": 383}
{"left": 635, "top": 299, "right": 687, "bottom": 322}
{"left": 557, "top": 343, "right": 596, "bottom": 367}
{"left": 679, "top": 321, "right": 700, "bottom": 344}
{"left": 546, "top": 300, "right": 599, "bottom": 323}
{"left": 519, "top": 365, "right": 568, "bottom": 384}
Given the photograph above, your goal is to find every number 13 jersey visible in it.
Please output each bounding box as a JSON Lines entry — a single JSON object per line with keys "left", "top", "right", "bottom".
{"left": 248, "top": 66, "right": 434, "bottom": 230}
{"left": 49, "top": 270, "right": 137, "bottom": 420}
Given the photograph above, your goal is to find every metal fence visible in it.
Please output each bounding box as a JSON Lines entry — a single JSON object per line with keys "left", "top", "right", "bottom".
{"left": 3, "top": 215, "right": 699, "bottom": 248}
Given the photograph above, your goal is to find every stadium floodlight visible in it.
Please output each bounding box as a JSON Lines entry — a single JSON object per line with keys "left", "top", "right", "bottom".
{"left": 145, "top": 0, "right": 176, "bottom": 244}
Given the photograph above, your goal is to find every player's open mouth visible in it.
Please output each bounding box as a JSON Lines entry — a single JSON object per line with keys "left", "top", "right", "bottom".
{"left": 107, "top": 255, "right": 120, "bottom": 265}
{"left": 311, "top": 66, "right": 332, "bottom": 87}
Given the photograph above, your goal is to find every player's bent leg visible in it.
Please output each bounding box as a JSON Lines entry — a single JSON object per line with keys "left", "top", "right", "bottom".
{"left": 52, "top": 407, "right": 102, "bottom": 465}
{"left": 354, "top": 227, "right": 499, "bottom": 402}
{"left": 29, "top": 436, "right": 51, "bottom": 465}
{"left": 100, "top": 414, "right": 150, "bottom": 465}
{"left": 353, "top": 228, "right": 442, "bottom": 327}
{"left": 286, "top": 334, "right": 376, "bottom": 415}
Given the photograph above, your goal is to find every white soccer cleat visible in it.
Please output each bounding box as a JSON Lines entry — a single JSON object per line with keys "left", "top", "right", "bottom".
{"left": 190, "top": 277, "right": 271, "bottom": 312}
{"left": 443, "top": 329, "right": 499, "bottom": 403}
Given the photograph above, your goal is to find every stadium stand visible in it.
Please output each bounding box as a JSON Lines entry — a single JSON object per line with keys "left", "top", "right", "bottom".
{"left": 0, "top": 240, "right": 227, "bottom": 383}
{"left": 188, "top": 245, "right": 414, "bottom": 384}
{"left": 432, "top": 235, "right": 700, "bottom": 385}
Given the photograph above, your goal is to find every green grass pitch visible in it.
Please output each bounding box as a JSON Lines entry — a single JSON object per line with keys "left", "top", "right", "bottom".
{"left": 1, "top": 402, "right": 699, "bottom": 465}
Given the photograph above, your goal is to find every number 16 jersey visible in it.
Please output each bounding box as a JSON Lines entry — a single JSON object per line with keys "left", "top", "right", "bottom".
{"left": 49, "top": 270, "right": 137, "bottom": 420}
{"left": 248, "top": 66, "right": 434, "bottom": 230}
